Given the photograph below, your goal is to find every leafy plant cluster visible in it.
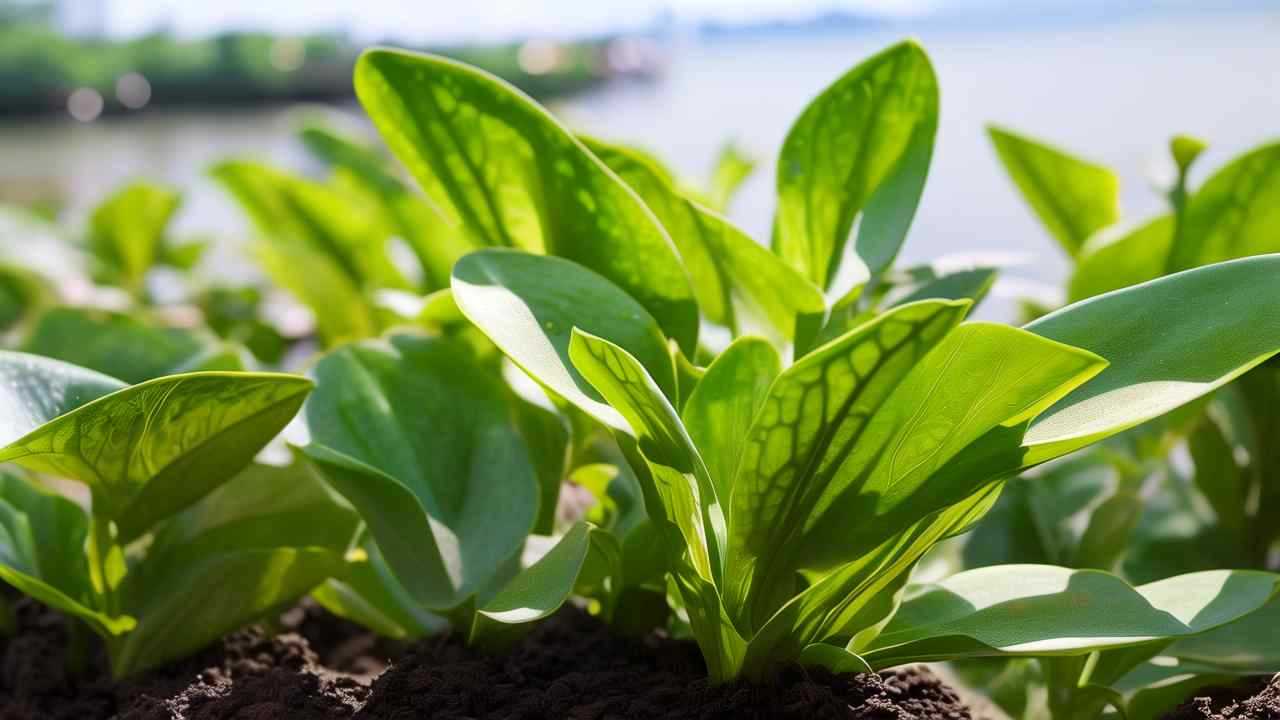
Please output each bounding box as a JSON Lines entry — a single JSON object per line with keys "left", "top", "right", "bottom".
{"left": 0, "top": 38, "right": 1276, "bottom": 718}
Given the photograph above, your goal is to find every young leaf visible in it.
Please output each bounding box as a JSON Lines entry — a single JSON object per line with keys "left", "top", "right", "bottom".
{"left": 707, "top": 141, "right": 756, "bottom": 213}
{"left": 1168, "top": 141, "right": 1280, "bottom": 272}
{"left": 303, "top": 334, "right": 537, "bottom": 611}
{"left": 1024, "top": 255, "right": 1280, "bottom": 464}
{"left": 582, "top": 135, "right": 824, "bottom": 343}
{"left": 568, "top": 329, "right": 723, "bottom": 585}
{"left": 987, "top": 126, "right": 1120, "bottom": 258}
{"left": 775, "top": 40, "right": 938, "bottom": 289}
{"left": 681, "top": 337, "right": 781, "bottom": 506}
{"left": 452, "top": 250, "right": 676, "bottom": 428}
{"left": 0, "top": 470, "right": 133, "bottom": 636}
{"left": 355, "top": 48, "right": 699, "bottom": 352}
{"left": 864, "top": 566, "right": 1279, "bottom": 666}
{"left": 0, "top": 352, "right": 313, "bottom": 539}
{"left": 87, "top": 181, "right": 181, "bottom": 293}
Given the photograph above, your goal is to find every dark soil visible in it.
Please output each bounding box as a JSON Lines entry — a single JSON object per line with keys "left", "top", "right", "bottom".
{"left": 1164, "top": 675, "right": 1280, "bottom": 720}
{"left": 358, "top": 606, "right": 971, "bottom": 719}
{"left": 0, "top": 595, "right": 976, "bottom": 720}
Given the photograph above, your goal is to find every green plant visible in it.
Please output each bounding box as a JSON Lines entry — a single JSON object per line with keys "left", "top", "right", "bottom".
{"left": 0, "top": 352, "right": 351, "bottom": 676}
{"left": 959, "top": 127, "right": 1280, "bottom": 717}
{"left": 298, "top": 332, "right": 617, "bottom": 646}
{"left": 85, "top": 181, "right": 205, "bottom": 299}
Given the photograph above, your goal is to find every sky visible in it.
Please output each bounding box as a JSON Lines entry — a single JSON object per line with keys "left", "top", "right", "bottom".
{"left": 102, "top": 0, "right": 940, "bottom": 41}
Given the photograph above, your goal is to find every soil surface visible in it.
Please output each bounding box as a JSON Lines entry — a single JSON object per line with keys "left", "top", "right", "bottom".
{"left": 1164, "top": 675, "right": 1280, "bottom": 720}
{"left": 2, "top": 595, "right": 972, "bottom": 719}
{"left": 358, "top": 606, "right": 970, "bottom": 720}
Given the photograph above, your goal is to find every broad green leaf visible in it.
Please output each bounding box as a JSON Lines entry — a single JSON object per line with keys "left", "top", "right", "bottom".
{"left": 469, "top": 522, "right": 614, "bottom": 643}
{"left": 251, "top": 234, "right": 376, "bottom": 345}
{"left": 1025, "top": 255, "right": 1280, "bottom": 464}
{"left": 723, "top": 300, "right": 969, "bottom": 627}
{"left": 568, "top": 329, "right": 722, "bottom": 584}
{"left": 87, "top": 181, "right": 181, "bottom": 292}
{"left": 682, "top": 337, "right": 781, "bottom": 505}
{"left": 1162, "top": 597, "right": 1280, "bottom": 673}
{"left": 0, "top": 470, "right": 132, "bottom": 636}
{"left": 1168, "top": 141, "right": 1280, "bottom": 272}
{"left": 109, "top": 547, "right": 343, "bottom": 677}
{"left": 355, "top": 48, "right": 699, "bottom": 352}
{"left": 452, "top": 250, "right": 675, "bottom": 428}
{"left": 303, "top": 334, "right": 537, "bottom": 610}
{"left": 775, "top": 40, "right": 938, "bottom": 289}
{"left": 21, "top": 307, "right": 231, "bottom": 384}
{"left": 0, "top": 352, "right": 313, "bottom": 539}
{"left": 1068, "top": 216, "right": 1173, "bottom": 302}
{"left": 707, "top": 141, "right": 756, "bottom": 212}
{"left": 864, "top": 566, "right": 1279, "bottom": 666}
{"left": 745, "top": 322, "right": 1103, "bottom": 630}
{"left": 987, "top": 126, "right": 1119, "bottom": 257}
{"left": 583, "top": 136, "right": 823, "bottom": 342}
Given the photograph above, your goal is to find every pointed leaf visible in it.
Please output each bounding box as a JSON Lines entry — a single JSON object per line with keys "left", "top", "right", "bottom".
{"left": 355, "top": 48, "right": 698, "bottom": 352}
{"left": 87, "top": 181, "right": 181, "bottom": 292}
{"left": 775, "top": 40, "right": 938, "bottom": 288}
{"left": 1025, "top": 255, "right": 1280, "bottom": 464}
{"left": 864, "top": 566, "right": 1279, "bottom": 666}
{"left": 682, "top": 337, "right": 781, "bottom": 504}
{"left": 452, "top": 249, "right": 675, "bottom": 428}
{"left": 568, "top": 329, "right": 722, "bottom": 584}
{"left": 987, "top": 126, "right": 1119, "bottom": 257}
{"left": 1068, "top": 216, "right": 1173, "bottom": 302}
{"left": 1168, "top": 141, "right": 1280, "bottom": 272}
{"left": 708, "top": 142, "right": 756, "bottom": 213}
{"left": 0, "top": 353, "right": 312, "bottom": 538}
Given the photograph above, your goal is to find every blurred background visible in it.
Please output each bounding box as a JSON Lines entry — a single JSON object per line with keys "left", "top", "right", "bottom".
{"left": 2, "top": 0, "right": 1278, "bottom": 317}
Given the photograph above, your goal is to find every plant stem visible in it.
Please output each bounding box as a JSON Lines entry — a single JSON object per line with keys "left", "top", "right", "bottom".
{"left": 87, "top": 514, "right": 118, "bottom": 617}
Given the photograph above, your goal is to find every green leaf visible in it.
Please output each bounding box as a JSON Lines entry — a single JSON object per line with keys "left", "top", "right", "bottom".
{"left": 682, "top": 337, "right": 781, "bottom": 506}
{"left": 0, "top": 470, "right": 133, "bottom": 636}
{"left": 775, "top": 40, "right": 939, "bottom": 289}
{"left": 303, "top": 334, "right": 537, "bottom": 610}
{"left": 107, "top": 460, "right": 355, "bottom": 676}
{"left": 469, "top": 522, "right": 614, "bottom": 643}
{"left": 355, "top": 48, "right": 699, "bottom": 352}
{"left": 1187, "top": 418, "right": 1247, "bottom": 533}
{"left": 87, "top": 181, "right": 181, "bottom": 293}
{"left": 1072, "top": 489, "right": 1142, "bottom": 571}
{"left": 798, "top": 643, "right": 873, "bottom": 674}
{"left": 21, "top": 307, "right": 232, "bottom": 384}
{"left": 864, "top": 566, "right": 1279, "bottom": 666}
{"left": 1168, "top": 141, "right": 1280, "bottom": 272}
{"left": 1162, "top": 597, "right": 1280, "bottom": 674}
{"left": 513, "top": 397, "right": 569, "bottom": 535}
{"left": 722, "top": 300, "right": 969, "bottom": 627}
{"left": 582, "top": 135, "right": 824, "bottom": 342}
{"left": 0, "top": 352, "right": 313, "bottom": 539}
{"left": 1025, "top": 255, "right": 1280, "bottom": 464}
{"left": 0, "top": 262, "right": 49, "bottom": 333}
{"left": 987, "top": 126, "right": 1119, "bottom": 257}
{"left": 109, "top": 547, "right": 343, "bottom": 677}
{"left": 568, "top": 329, "right": 723, "bottom": 585}
{"left": 1067, "top": 216, "right": 1173, "bottom": 302}
{"left": 312, "top": 535, "right": 444, "bottom": 640}
{"left": 708, "top": 142, "right": 756, "bottom": 213}
{"left": 452, "top": 250, "right": 676, "bottom": 428}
